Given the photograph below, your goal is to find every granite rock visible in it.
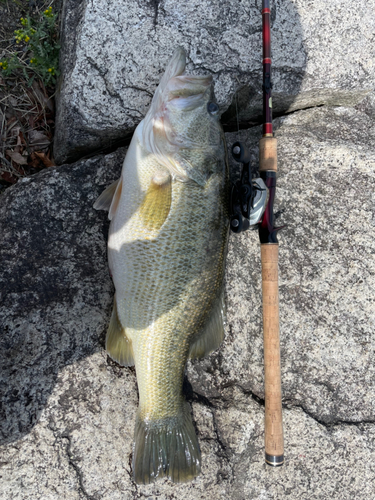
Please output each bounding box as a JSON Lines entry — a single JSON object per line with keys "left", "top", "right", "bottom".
{"left": 54, "top": 0, "right": 374, "bottom": 163}
{"left": 2, "top": 372, "right": 375, "bottom": 499}
{"left": 1, "top": 106, "right": 375, "bottom": 498}
{"left": 211, "top": 105, "right": 375, "bottom": 424}
{"left": 0, "top": 149, "right": 124, "bottom": 445}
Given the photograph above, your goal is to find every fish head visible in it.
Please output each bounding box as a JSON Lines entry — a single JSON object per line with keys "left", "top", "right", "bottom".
{"left": 142, "top": 48, "right": 224, "bottom": 185}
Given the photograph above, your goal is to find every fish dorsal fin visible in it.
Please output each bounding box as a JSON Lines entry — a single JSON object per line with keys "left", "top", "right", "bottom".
{"left": 189, "top": 290, "right": 226, "bottom": 359}
{"left": 139, "top": 171, "right": 172, "bottom": 231}
{"left": 106, "top": 295, "right": 134, "bottom": 367}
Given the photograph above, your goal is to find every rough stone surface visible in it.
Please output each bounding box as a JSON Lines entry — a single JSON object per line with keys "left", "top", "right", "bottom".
{"left": 54, "top": 0, "right": 375, "bottom": 163}
{"left": 1, "top": 106, "right": 375, "bottom": 498}
{"left": 219, "top": 106, "right": 375, "bottom": 424}
{"left": 0, "top": 150, "right": 124, "bottom": 444}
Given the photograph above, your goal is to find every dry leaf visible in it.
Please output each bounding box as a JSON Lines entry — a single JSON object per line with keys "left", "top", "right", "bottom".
{"left": 6, "top": 150, "right": 28, "bottom": 165}
{"left": 0, "top": 171, "right": 18, "bottom": 184}
{"left": 34, "top": 151, "right": 54, "bottom": 168}
{"left": 30, "top": 152, "right": 41, "bottom": 168}
{"left": 28, "top": 130, "right": 50, "bottom": 148}
{"left": 17, "top": 131, "right": 23, "bottom": 146}
{"left": 7, "top": 118, "right": 18, "bottom": 134}
{"left": 31, "top": 81, "right": 54, "bottom": 112}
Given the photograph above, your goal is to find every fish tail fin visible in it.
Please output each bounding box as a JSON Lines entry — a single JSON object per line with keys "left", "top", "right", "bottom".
{"left": 133, "top": 404, "right": 201, "bottom": 484}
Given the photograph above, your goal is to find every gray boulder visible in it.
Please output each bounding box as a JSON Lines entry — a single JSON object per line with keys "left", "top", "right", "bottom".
{"left": 1, "top": 105, "right": 375, "bottom": 498}
{"left": 218, "top": 106, "right": 375, "bottom": 425}
{"left": 54, "top": 0, "right": 374, "bottom": 163}
{"left": 0, "top": 150, "right": 123, "bottom": 445}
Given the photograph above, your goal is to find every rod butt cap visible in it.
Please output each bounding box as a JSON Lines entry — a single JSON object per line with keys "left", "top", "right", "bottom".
{"left": 265, "top": 453, "right": 284, "bottom": 467}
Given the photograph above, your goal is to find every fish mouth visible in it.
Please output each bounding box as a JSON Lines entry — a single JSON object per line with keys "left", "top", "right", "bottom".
{"left": 164, "top": 76, "right": 212, "bottom": 114}
{"left": 167, "top": 75, "right": 212, "bottom": 100}
{"left": 142, "top": 48, "right": 216, "bottom": 181}
{"left": 145, "top": 47, "right": 213, "bottom": 120}
{"left": 164, "top": 49, "right": 212, "bottom": 110}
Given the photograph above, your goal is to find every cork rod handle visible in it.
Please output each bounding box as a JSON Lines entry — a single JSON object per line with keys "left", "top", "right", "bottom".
{"left": 259, "top": 135, "right": 284, "bottom": 466}
{"left": 261, "top": 243, "right": 284, "bottom": 465}
{"left": 259, "top": 136, "right": 277, "bottom": 173}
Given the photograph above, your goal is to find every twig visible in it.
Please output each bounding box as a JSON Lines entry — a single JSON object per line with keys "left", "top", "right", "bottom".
{"left": 0, "top": 108, "right": 6, "bottom": 157}
{"left": 0, "top": 153, "right": 13, "bottom": 168}
{"left": 7, "top": 100, "right": 32, "bottom": 155}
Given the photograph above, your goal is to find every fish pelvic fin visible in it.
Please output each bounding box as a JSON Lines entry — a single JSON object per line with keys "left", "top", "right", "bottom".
{"left": 106, "top": 296, "right": 134, "bottom": 366}
{"left": 93, "top": 178, "right": 122, "bottom": 220}
{"left": 139, "top": 171, "right": 172, "bottom": 231}
{"left": 133, "top": 404, "right": 201, "bottom": 484}
{"left": 189, "top": 290, "right": 226, "bottom": 359}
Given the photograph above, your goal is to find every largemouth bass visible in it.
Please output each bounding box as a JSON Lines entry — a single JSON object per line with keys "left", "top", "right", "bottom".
{"left": 94, "top": 48, "right": 229, "bottom": 484}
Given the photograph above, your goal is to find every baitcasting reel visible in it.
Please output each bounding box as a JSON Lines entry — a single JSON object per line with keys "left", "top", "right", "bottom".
{"left": 230, "top": 141, "right": 268, "bottom": 233}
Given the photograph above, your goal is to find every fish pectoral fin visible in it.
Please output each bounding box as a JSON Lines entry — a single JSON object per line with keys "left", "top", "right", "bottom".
{"left": 139, "top": 171, "right": 172, "bottom": 231}
{"left": 174, "top": 154, "right": 207, "bottom": 186}
{"left": 93, "top": 179, "right": 120, "bottom": 211}
{"left": 93, "top": 178, "right": 123, "bottom": 220}
{"left": 189, "top": 290, "right": 226, "bottom": 359}
{"left": 106, "top": 296, "right": 134, "bottom": 366}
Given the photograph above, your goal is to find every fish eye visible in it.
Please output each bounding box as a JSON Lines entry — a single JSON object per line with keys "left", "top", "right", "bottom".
{"left": 207, "top": 102, "right": 219, "bottom": 115}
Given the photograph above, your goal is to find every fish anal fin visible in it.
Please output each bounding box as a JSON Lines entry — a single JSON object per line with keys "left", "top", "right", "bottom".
{"left": 189, "top": 291, "right": 226, "bottom": 359}
{"left": 106, "top": 296, "right": 134, "bottom": 366}
{"left": 139, "top": 171, "right": 172, "bottom": 231}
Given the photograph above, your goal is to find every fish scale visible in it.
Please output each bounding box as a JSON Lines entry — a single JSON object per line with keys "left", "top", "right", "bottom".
{"left": 94, "top": 47, "right": 229, "bottom": 484}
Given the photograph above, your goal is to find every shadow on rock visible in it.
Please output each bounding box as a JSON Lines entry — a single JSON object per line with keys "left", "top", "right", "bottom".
{"left": 0, "top": 149, "right": 125, "bottom": 445}
{"left": 222, "top": 0, "right": 306, "bottom": 129}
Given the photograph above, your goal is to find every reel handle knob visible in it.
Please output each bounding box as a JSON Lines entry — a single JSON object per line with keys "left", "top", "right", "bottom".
{"left": 232, "top": 142, "right": 251, "bottom": 164}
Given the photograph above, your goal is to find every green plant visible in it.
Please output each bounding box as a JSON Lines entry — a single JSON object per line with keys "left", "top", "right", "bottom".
{"left": 0, "top": 6, "right": 60, "bottom": 87}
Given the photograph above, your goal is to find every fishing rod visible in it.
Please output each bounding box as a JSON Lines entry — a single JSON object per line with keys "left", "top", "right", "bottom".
{"left": 258, "top": 0, "right": 284, "bottom": 467}
{"left": 230, "top": 0, "right": 284, "bottom": 467}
